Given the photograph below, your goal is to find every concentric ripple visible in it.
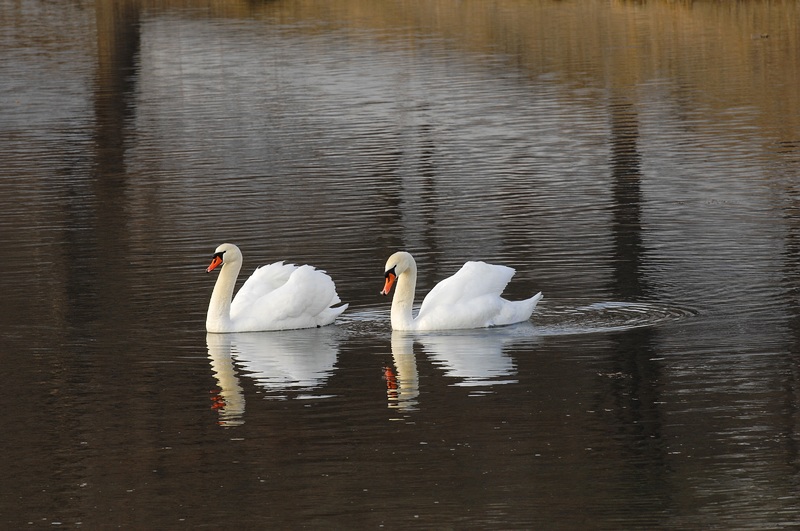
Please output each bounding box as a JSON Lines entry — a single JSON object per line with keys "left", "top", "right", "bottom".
{"left": 334, "top": 301, "right": 696, "bottom": 337}
{"left": 533, "top": 300, "right": 698, "bottom": 336}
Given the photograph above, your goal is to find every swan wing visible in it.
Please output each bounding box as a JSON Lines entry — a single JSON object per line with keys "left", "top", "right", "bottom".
{"left": 230, "top": 261, "right": 296, "bottom": 317}
{"left": 419, "top": 261, "right": 514, "bottom": 311}
{"left": 416, "top": 261, "right": 537, "bottom": 329}
{"left": 232, "top": 265, "right": 346, "bottom": 330}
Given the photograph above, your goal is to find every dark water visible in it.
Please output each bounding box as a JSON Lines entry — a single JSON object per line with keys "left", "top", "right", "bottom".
{"left": 3, "top": 0, "right": 800, "bottom": 527}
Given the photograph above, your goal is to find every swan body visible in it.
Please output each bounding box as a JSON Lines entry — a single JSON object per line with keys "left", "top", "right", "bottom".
{"left": 381, "top": 251, "right": 542, "bottom": 331}
{"left": 206, "top": 243, "right": 347, "bottom": 333}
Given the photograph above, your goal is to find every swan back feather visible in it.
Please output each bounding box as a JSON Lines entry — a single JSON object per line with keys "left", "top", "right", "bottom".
{"left": 419, "top": 261, "right": 514, "bottom": 313}
{"left": 231, "top": 261, "right": 295, "bottom": 316}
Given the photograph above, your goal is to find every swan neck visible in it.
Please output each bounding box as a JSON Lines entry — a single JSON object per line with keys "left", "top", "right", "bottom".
{"left": 207, "top": 260, "right": 241, "bottom": 332}
{"left": 391, "top": 264, "right": 417, "bottom": 330}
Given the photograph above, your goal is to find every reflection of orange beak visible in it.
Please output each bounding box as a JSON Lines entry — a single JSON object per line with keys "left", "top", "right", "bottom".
{"left": 384, "top": 366, "right": 397, "bottom": 390}
{"left": 381, "top": 272, "right": 396, "bottom": 295}
{"left": 206, "top": 255, "right": 223, "bottom": 273}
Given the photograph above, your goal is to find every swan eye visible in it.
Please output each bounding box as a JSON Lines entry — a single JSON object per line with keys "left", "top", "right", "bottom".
{"left": 384, "top": 266, "right": 396, "bottom": 278}
{"left": 212, "top": 251, "right": 225, "bottom": 260}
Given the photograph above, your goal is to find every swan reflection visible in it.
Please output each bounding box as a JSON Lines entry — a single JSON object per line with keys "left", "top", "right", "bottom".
{"left": 386, "top": 323, "right": 539, "bottom": 411}
{"left": 207, "top": 333, "right": 245, "bottom": 427}
{"left": 386, "top": 331, "right": 420, "bottom": 412}
{"left": 206, "top": 328, "right": 341, "bottom": 426}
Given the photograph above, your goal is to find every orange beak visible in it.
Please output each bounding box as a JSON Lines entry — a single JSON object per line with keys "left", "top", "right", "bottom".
{"left": 206, "top": 255, "right": 223, "bottom": 273}
{"left": 381, "top": 272, "right": 397, "bottom": 295}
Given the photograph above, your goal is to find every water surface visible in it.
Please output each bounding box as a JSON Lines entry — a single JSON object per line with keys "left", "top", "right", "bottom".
{"left": 2, "top": 0, "right": 800, "bottom": 528}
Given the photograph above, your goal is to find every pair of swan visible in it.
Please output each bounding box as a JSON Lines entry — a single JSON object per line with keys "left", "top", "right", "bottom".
{"left": 206, "top": 243, "right": 542, "bottom": 333}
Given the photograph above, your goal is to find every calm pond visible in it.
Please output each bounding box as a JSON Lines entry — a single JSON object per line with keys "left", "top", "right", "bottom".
{"left": 3, "top": 0, "right": 800, "bottom": 528}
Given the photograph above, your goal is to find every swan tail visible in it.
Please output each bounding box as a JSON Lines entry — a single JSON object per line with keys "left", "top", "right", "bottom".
{"left": 318, "top": 303, "right": 348, "bottom": 326}
{"left": 527, "top": 291, "right": 543, "bottom": 309}
{"left": 521, "top": 291, "right": 543, "bottom": 317}
{"left": 493, "top": 292, "right": 543, "bottom": 326}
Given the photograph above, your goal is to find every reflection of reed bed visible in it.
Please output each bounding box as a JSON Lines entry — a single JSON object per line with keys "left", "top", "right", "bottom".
{"left": 92, "top": 0, "right": 800, "bottom": 154}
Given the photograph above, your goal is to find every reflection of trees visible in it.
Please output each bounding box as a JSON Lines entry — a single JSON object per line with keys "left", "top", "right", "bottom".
{"left": 39, "top": 1, "right": 144, "bottom": 522}
{"left": 609, "top": 99, "right": 648, "bottom": 300}
{"left": 778, "top": 143, "right": 800, "bottom": 477}
{"left": 61, "top": 1, "right": 141, "bottom": 329}
{"left": 603, "top": 96, "right": 671, "bottom": 513}
{"left": 378, "top": 106, "right": 444, "bottom": 290}
{"left": 95, "top": 0, "right": 140, "bottom": 178}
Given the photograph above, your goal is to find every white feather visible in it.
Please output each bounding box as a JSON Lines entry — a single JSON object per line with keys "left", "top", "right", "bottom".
{"left": 382, "top": 251, "right": 542, "bottom": 331}
{"left": 207, "top": 244, "right": 347, "bottom": 333}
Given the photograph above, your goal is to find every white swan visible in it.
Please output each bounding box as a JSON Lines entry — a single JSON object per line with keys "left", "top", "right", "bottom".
{"left": 206, "top": 243, "right": 347, "bottom": 333}
{"left": 380, "top": 251, "right": 542, "bottom": 331}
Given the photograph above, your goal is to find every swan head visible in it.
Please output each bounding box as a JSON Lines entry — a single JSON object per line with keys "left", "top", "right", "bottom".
{"left": 206, "top": 243, "right": 243, "bottom": 273}
{"left": 381, "top": 251, "right": 415, "bottom": 295}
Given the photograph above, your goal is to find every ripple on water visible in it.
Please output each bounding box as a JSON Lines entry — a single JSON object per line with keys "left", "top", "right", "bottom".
{"left": 337, "top": 301, "right": 696, "bottom": 337}
{"left": 533, "top": 300, "right": 698, "bottom": 336}
{"left": 336, "top": 307, "right": 393, "bottom": 336}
